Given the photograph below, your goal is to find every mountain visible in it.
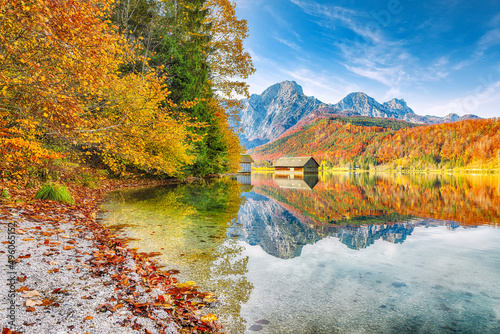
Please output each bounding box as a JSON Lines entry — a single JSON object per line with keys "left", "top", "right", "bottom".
{"left": 336, "top": 93, "right": 414, "bottom": 118}
{"left": 238, "top": 81, "right": 481, "bottom": 149}
{"left": 238, "top": 81, "right": 323, "bottom": 149}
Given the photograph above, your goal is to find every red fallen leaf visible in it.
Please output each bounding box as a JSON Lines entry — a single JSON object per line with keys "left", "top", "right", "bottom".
{"left": 43, "top": 239, "right": 50, "bottom": 245}
{"left": 52, "top": 302, "right": 60, "bottom": 307}
{"left": 2, "top": 328, "right": 11, "bottom": 334}
{"left": 52, "top": 288, "right": 61, "bottom": 293}
{"left": 42, "top": 299, "right": 54, "bottom": 306}
{"left": 26, "top": 306, "right": 36, "bottom": 312}
{"left": 17, "top": 275, "right": 27, "bottom": 282}
{"left": 17, "top": 286, "right": 30, "bottom": 292}
{"left": 18, "top": 254, "right": 31, "bottom": 259}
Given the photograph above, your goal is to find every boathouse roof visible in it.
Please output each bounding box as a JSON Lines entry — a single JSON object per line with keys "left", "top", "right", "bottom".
{"left": 274, "top": 156, "right": 319, "bottom": 168}
{"left": 240, "top": 155, "right": 254, "bottom": 163}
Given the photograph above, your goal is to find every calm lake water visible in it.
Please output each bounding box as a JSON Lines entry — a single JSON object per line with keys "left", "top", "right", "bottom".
{"left": 100, "top": 173, "right": 500, "bottom": 333}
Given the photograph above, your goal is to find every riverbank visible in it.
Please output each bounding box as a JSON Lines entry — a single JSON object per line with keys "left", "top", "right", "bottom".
{"left": 1, "top": 178, "right": 220, "bottom": 334}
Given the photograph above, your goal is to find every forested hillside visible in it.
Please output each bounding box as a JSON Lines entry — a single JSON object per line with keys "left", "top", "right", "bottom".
{"left": 251, "top": 116, "right": 500, "bottom": 170}
{"left": 0, "top": 0, "right": 254, "bottom": 178}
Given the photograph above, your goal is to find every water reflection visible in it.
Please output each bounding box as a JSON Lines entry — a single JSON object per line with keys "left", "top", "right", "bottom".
{"left": 101, "top": 172, "right": 500, "bottom": 333}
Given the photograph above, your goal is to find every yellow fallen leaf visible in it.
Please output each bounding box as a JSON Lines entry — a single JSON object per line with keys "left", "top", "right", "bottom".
{"left": 84, "top": 316, "right": 93, "bottom": 321}
{"left": 23, "top": 238, "right": 35, "bottom": 241}
{"left": 186, "top": 281, "right": 196, "bottom": 286}
{"left": 201, "top": 314, "right": 218, "bottom": 322}
{"left": 63, "top": 245, "right": 74, "bottom": 250}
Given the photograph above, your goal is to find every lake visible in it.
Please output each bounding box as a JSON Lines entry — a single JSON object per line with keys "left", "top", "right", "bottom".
{"left": 100, "top": 172, "right": 500, "bottom": 333}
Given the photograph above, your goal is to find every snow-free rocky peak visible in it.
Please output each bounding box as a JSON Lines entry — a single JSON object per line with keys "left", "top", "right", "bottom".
{"left": 238, "top": 81, "right": 479, "bottom": 149}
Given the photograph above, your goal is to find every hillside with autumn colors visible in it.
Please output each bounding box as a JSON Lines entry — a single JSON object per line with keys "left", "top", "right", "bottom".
{"left": 250, "top": 116, "right": 500, "bottom": 170}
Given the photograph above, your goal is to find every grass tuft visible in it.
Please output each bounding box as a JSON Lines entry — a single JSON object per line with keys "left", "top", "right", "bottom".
{"left": 35, "top": 183, "right": 75, "bottom": 205}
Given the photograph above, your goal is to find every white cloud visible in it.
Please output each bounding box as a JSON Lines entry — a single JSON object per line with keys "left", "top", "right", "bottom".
{"left": 423, "top": 79, "right": 500, "bottom": 117}
{"left": 290, "top": 0, "right": 382, "bottom": 43}
{"left": 275, "top": 37, "right": 302, "bottom": 51}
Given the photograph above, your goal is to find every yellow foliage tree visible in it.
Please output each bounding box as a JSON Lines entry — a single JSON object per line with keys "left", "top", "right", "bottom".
{"left": 206, "top": 0, "right": 256, "bottom": 109}
{"left": 0, "top": 0, "right": 196, "bottom": 176}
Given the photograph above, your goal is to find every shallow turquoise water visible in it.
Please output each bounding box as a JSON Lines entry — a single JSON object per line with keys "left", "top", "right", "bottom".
{"left": 101, "top": 173, "right": 500, "bottom": 333}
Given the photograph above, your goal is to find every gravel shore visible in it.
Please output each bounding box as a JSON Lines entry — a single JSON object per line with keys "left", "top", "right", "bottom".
{"left": 0, "top": 204, "right": 179, "bottom": 334}
{"left": 1, "top": 179, "right": 219, "bottom": 334}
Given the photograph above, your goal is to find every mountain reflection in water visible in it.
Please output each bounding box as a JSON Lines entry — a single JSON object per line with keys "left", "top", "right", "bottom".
{"left": 101, "top": 172, "right": 500, "bottom": 333}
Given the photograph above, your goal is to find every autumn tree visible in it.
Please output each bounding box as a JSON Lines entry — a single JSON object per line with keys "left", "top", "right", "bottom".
{"left": 111, "top": 0, "right": 254, "bottom": 175}
{"left": 0, "top": 0, "right": 196, "bottom": 176}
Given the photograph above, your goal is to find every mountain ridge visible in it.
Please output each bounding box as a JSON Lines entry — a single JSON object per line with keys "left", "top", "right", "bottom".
{"left": 238, "top": 81, "right": 480, "bottom": 149}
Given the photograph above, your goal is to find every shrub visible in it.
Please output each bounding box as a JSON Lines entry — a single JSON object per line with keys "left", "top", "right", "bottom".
{"left": 1, "top": 188, "right": 10, "bottom": 200}
{"left": 77, "top": 172, "right": 98, "bottom": 188}
{"left": 35, "top": 183, "right": 74, "bottom": 204}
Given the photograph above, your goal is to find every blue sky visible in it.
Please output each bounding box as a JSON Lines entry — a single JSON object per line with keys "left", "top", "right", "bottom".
{"left": 234, "top": 0, "right": 500, "bottom": 118}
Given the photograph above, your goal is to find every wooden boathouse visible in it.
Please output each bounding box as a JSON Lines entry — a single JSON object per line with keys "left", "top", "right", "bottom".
{"left": 274, "top": 156, "right": 319, "bottom": 175}
{"left": 239, "top": 155, "right": 254, "bottom": 173}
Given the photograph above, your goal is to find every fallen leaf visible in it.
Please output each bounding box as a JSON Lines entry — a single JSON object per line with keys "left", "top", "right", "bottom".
{"left": 21, "top": 290, "right": 41, "bottom": 298}
{"left": 84, "top": 316, "right": 93, "bottom": 321}
{"left": 17, "top": 275, "right": 27, "bottom": 282}
{"left": 25, "top": 307, "right": 36, "bottom": 312}
{"left": 42, "top": 299, "right": 54, "bottom": 306}
{"left": 23, "top": 238, "right": 35, "bottom": 241}
{"left": 201, "top": 314, "right": 218, "bottom": 322}
{"left": 26, "top": 299, "right": 43, "bottom": 307}
{"left": 63, "top": 245, "right": 74, "bottom": 250}
{"left": 66, "top": 265, "right": 75, "bottom": 270}
{"left": 17, "top": 286, "right": 30, "bottom": 292}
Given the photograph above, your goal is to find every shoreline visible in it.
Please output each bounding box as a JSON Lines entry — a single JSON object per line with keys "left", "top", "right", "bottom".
{"left": 1, "top": 178, "right": 220, "bottom": 334}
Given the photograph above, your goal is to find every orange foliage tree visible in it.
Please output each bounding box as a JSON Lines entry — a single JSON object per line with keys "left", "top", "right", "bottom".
{"left": 0, "top": 0, "right": 196, "bottom": 176}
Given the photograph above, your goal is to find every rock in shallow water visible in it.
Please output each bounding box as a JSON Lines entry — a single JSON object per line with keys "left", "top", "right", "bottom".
{"left": 392, "top": 282, "right": 407, "bottom": 288}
